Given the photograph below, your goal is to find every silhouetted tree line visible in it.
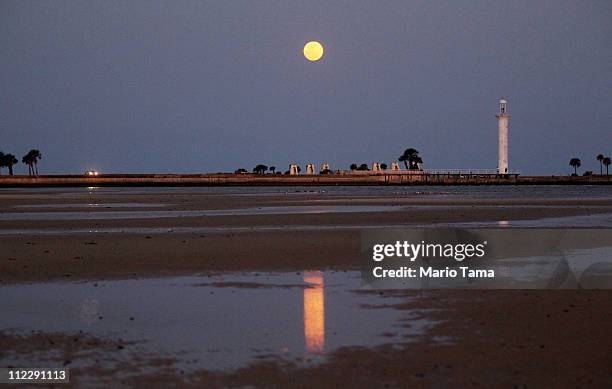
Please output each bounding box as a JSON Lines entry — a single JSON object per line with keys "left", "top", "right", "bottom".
{"left": 570, "top": 154, "right": 610, "bottom": 176}
{"left": 0, "top": 149, "right": 42, "bottom": 176}
{"left": 237, "top": 147, "right": 426, "bottom": 175}
{"left": 233, "top": 165, "right": 280, "bottom": 174}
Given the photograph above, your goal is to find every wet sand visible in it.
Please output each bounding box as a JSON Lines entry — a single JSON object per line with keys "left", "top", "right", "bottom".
{"left": 190, "top": 290, "right": 612, "bottom": 388}
{"left": 1, "top": 188, "right": 611, "bottom": 387}
{"left": 1, "top": 190, "right": 611, "bottom": 283}
{"left": 2, "top": 290, "right": 610, "bottom": 387}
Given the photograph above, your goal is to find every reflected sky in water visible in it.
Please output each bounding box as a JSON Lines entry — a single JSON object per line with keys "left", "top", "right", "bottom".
{"left": 0, "top": 271, "right": 428, "bottom": 372}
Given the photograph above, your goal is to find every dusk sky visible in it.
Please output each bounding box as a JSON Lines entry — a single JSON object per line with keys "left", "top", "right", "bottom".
{"left": 1, "top": 1, "right": 610, "bottom": 175}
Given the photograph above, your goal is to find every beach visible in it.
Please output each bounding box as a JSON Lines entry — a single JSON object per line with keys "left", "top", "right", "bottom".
{"left": 1, "top": 186, "right": 611, "bottom": 387}
{"left": 1, "top": 186, "right": 611, "bottom": 283}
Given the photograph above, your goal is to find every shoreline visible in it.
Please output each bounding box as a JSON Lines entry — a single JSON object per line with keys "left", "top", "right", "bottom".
{"left": 1, "top": 191, "right": 610, "bottom": 283}
{"left": 3, "top": 289, "right": 610, "bottom": 387}
{"left": 1, "top": 188, "right": 612, "bottom": 387}
{"left": 187, "top": 289, "right": 612, "bottom": 388}
{"left": 1, "top": 173, "right": 611, "bottom": 187}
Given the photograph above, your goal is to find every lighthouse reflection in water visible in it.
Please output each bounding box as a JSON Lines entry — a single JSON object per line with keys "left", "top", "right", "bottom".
{"left": 303, "top": 271, "right": 325, "bottom": 353}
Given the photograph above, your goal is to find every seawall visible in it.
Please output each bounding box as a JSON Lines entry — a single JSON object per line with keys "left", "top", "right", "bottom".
{"left": 0, "top": 173, "right": 610, "bottom": 187}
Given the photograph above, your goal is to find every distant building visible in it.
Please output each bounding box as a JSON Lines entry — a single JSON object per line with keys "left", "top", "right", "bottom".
{"left": 390, "top": 162, "right": 401, "bottom": 171}
{"left": 289, "top": 164, "right": 299, "bottom": 175}
{"left": 372, "top": 162, "right": 381, "bottom": 171}
{"left": 306, "top": 163, "right": 315, "bottom": 175}
{"left": 320, "top": 163, "right": 330, "bottom": 173}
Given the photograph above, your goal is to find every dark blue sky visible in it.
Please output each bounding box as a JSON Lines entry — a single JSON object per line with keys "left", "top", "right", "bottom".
{"left": 1, "top": 1, "right": 610, "bottom": 175}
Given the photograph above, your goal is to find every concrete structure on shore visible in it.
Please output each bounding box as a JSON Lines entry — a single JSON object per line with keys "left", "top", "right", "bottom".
{"left": 1, "top": 173, "right": 609, "bottom": 187}
{"left": 391, "top": 162, "right": 400, "bottom": 171}
{"left": 289, "top": 164, "right": 299, "bottom": 175}
{"left": 306, "top": 164, "right": 315, "bottom": 175}
{"left": 372, "top": 162, "right": 381, "bottom": 171}
{"left": 496, "top": 97, "right": 510, "bottom": 174}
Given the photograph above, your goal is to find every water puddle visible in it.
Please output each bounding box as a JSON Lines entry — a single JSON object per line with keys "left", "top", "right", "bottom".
{"left": 0, "top": 271, "right": 426, "bottom": 372}
{"left": 0, "top": 205, "right": 406, "bottom": 221}
{"left": 439, "top": 212, "right": 612, "bottom": 228}
{"left": 0, "top": 213, "right": 610, "bottom": 236}
{"left": 0, "top": 225, "right": 376, "bottom": 235}
{"left": 13, "top": 203, "right": 168, "bottom": 209}
{"left": 1, "top": 204, "right": 609, "bottom": 221}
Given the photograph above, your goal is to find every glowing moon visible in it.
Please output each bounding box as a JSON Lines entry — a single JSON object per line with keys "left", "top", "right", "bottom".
{"left": 303, "top": 41, "right": 324, "bottom": 61}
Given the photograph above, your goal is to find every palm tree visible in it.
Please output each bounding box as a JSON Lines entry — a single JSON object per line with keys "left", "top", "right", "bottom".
{"left": 22, "top": 152, "right": 33, "bottom": 176}
{"left": 30, "top": 149, "right": 42, "bottom": 175}
{"left": 357, "top": 163, "right": 369, "bottom": 171}
{"left": 22, "top": 149, "right": 42, "bottom": 176}
{"left": 603, "top": 157, "right": 611, "bottom": 175}
{"left": 350, "top": 163, "right": 358, "bottom": 171}
{"left": 596, "top": 154, "right": 604, "bottom": 175}
{"left": 2, "top": 153, "right": 18, "bottom": 175}
{"left": 569, "top": 158, "right": 581, "bottom": 175}
{"left": 399, "top": 148, "right": 422, "bottom": 170}
{"left": 269, "top": 166, "right": 276, "bottom": 174}
{"left": 380, "top": 163, "right": 388, "bottom": 170}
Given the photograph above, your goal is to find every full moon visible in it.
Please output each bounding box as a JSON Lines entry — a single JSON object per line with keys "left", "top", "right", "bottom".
{"left": 303, "top": 41, "right": 324, "bottom": 61}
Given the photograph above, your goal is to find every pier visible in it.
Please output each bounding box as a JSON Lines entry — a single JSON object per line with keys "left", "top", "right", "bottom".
{"left": 0, "top": 172, "right": 609, "bottom": 187}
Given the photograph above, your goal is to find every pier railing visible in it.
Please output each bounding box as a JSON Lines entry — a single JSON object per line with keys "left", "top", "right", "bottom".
{"left": 358, "top": 168, "right": 520, "bottom": 175}
{"left": 421, "top": 169, "right": 520, "bottom": 175}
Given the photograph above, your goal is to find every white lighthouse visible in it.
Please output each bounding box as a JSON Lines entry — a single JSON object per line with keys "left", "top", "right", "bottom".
{"left": 496, "top": 97, "right": 510, "bottom": 174}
